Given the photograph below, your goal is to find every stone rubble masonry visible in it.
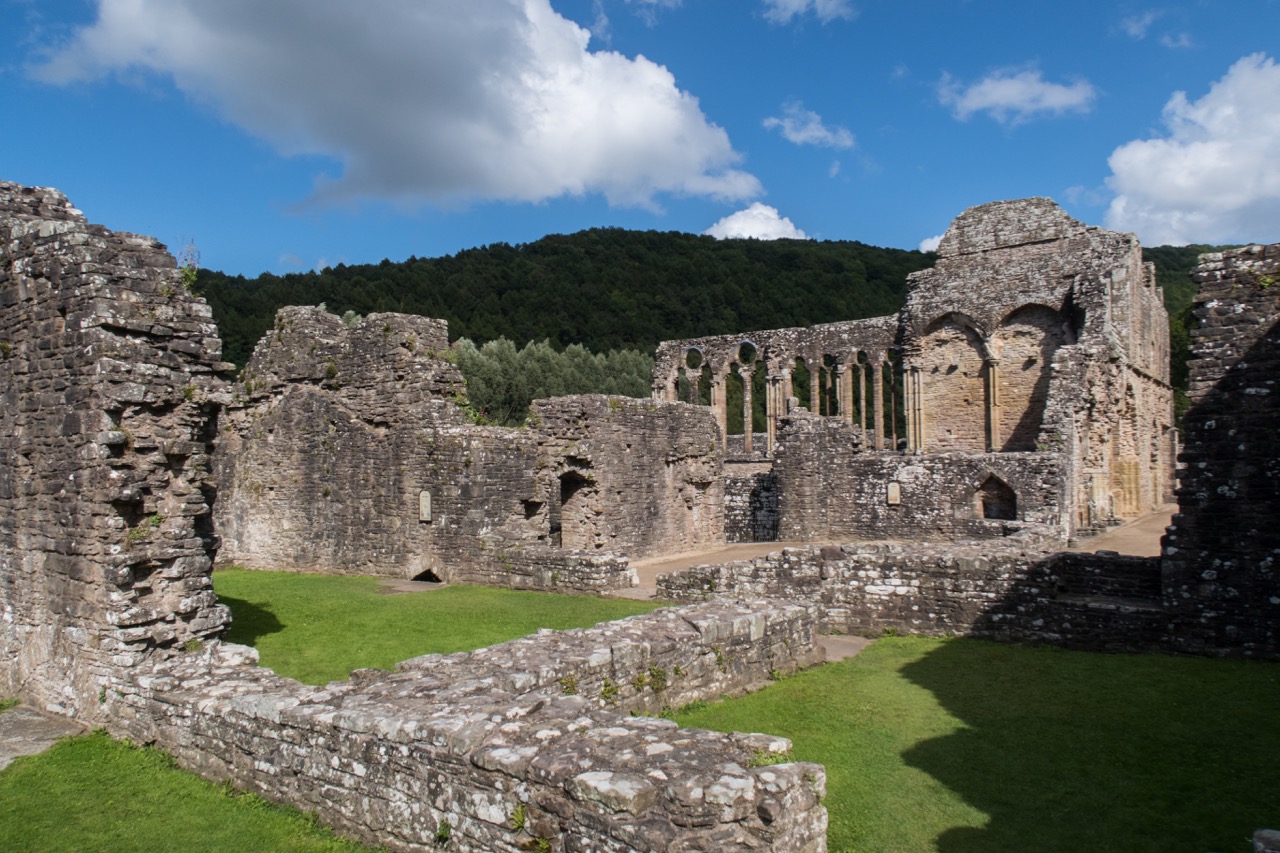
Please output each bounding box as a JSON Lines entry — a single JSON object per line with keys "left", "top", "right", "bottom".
{"left": 214, "top": 313, "right": 725, "bottom": 590}
{"left": 1162, "top": 244, "right": 1280, "bottom": 656}
{"left": 654, "top": 198, "right": 1176, "bottom": 544}
{"left": 111, "top": 598, "right": 828, "bottom": 853}
{"left": 531, "top": 395, "right": 724, "bottom": 560}
{"left": 0, "top": 181, "right": 231, "bottom": 720}
{"left": 657, "top": 541, "right": 1168, "bottom": 653}
{"left": 723, "top": 462, "right": 777, "bottom": 544}
{"left": 772, "top": 410, "right": 1067, "bottom": 544}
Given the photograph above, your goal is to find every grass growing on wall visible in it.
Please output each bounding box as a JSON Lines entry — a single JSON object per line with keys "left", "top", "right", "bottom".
{"left": 675, "top": 635, "right": 1280, "bottom": 853}
{"left": 212, "top": 568, "right": 663, "bottom": 684}
{"left": 0, "top": 732, "right": 373, "bottom": 853}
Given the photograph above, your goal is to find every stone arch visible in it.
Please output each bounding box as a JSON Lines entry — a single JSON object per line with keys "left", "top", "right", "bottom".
{"left": 919, "top": 313, "right": 988, "bottom": 452}
{"left": 974, "top": 474, "right": 1017, "bottom": 521}
{"left": 992, "top": 304, "right": 1068, "bottom": 451}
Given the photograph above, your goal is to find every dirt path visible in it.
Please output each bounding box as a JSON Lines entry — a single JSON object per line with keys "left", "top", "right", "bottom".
{"left": 613, "top": 541, "right": 813, "bottom": 600}
{"left": 1067, "top": 504, "right": 1177, "bottom": 557}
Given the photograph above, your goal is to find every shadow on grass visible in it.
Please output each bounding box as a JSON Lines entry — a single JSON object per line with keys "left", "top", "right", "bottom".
{"left": 216, "top": 594, "right": 285, "bottom": 647}
{"left": 898, "top": 639, "right": 1279, "bottom": 853}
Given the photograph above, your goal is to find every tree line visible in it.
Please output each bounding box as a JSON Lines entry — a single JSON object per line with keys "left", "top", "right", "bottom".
{"left": 198, "top": 228, "right": 1223, "bottom": 425}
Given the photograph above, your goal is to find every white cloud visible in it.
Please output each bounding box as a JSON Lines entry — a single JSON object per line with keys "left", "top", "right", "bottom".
{"left": 1105, "top": 53, "right": 1280, "bottom": 246}
{"left": 918, "top": 234, "right": 943, "bottom": 253}
{"left": 625, "top": 0, "right": 681, "bottom": 26}
{"left": 938, "top": 68, "right": 1096, "bottom": 124}
{"left": 706, "top": 203, "right": 809, "bottom": 240}
{"left": 764, "top": 101, "right": 854, "bottom": 149}
{"left": 763, "top": 0, "right": 855, "bottom": 25}
{"left": 1121, "top": 10, "right": 1162, "bottom": 39}
{"left": 1159, "top": 32, "right": 1193, "bottom": 49}
{"left": 31, "top": 0, "right": 759, "bottom": 209}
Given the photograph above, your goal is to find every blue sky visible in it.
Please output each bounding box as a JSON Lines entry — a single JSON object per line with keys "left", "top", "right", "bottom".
{"left": 3, "top": 0, "right": 1278, "bottom": 276}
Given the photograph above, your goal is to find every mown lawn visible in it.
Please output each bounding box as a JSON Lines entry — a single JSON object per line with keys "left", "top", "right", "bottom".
{"left": 3, "top": 573, "right": 1277, "bottom": 852}
{"left": 675, "top": 635, "right": 1280, "bottom": 853}
{"left": 212, "top": 568, "right": 664, "bottom": 684}
{"left": 0, "top": 730, "right": 373, "bottom": 853}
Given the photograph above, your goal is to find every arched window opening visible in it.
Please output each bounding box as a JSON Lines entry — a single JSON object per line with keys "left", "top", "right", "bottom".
{"left": 977, "top": 475, "right": 1017, "bottom": 521}
{"left": 791, "top": 357, "right": 812, "bottom": 411}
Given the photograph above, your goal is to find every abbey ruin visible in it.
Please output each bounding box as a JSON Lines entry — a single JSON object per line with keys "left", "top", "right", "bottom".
{"left": 1, "top": 179, "right": 1276, "bottom": 851}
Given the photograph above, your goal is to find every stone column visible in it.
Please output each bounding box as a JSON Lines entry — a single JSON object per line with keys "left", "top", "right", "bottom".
{"left": 838, "top": 363, "right": 854, "bottom": 426}
{"left": 905, "top": 365, "right": 924, "bottom": 454}
{"left": 766, "top": 370, "right": 781, "bottom": 454}
{"left": 809, "top": 367, "right": 820, "bottom": 417}
{"left": 984, "top": 358, "right": 1000, "bottom": 452}
{"left": 858, "top": 360, "right": 868, "bottom": 438}
{"left": 741, "top": 365, "right": 755, "bottom": 453}
{"left": 688, "top": 371, "right": 701, "bottom": 406}
{"left": 874, "top": 357, "right": 886, "bottom": 450}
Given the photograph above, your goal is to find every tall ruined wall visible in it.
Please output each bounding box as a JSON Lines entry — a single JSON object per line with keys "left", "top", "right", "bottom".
{"left": 216, "top": 318, "right": 723, "bottom": 583}
{"left": 773, "top": 411, "right": 1067, "bottom": 543}
{"left": 1162, "top": 244, "right": 1280, "bottom": 656}
{"left": 532, "top": 395, "right": 724, "bottom": 560}
{"left": 0, "top": 182, "right": 230, "bottom": 718}
{"left": 113, "top": 599, "right": 829, "bottom": 853}
{"left": 903, "top": 198, "right": 1174, "bottom": 534}
{"left": 214, "top": 308, "right": 639, "bottom": 591}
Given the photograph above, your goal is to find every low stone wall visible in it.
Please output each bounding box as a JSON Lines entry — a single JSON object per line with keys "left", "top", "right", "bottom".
{"left": 657, "top": 542, "right": 1167, "bottom": 652}
{"left": 111, "top": 598, "right": 828, "bottom": 853}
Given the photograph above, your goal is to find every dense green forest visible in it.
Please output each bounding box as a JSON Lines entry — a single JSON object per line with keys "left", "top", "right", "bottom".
{"left": 198, "top": 229, "right": 1222, "bottom": 425}
{"left": 200, "top": 228, "right": 933, "bottom": 368}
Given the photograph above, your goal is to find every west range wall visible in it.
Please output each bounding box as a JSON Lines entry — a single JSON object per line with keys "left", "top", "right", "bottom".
{"left": 214, "top": 308, "right": 726, "bottom": 592}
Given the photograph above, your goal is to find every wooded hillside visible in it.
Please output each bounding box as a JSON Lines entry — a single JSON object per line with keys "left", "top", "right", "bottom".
{"left": 200, "top": 228, "right": 934, "bottom": 367}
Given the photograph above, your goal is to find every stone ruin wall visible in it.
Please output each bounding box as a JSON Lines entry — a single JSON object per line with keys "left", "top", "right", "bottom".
{"left": 724, "top": 462, "right": 777, "bottom": 544}
{"left": 899, "top": 198, "right": 1173, "bottom": 538}
{"left": 657, "top": 542, "right": 1168, "bottom": 653}
{"left": 1162, "top": 244, "right": 1280, "bottom": 656}
{"left": 659, "top": 241, "right": 1279, "bottom": 661}
{"left": 653, "top": 199, "right": 1176, "bottom": 546}
{"left": 0, "top": 182, "right": 230, "bottom": 720}
{"left": 214, "top": 309, "right": 725, "bottom": 591}
{"left": 111, "top": 598, "right": 828, "bottom": 853}
{"left": 772, "top": 411, "right": 1067, "bottom": 544}
{"left": 531, "top": 395, "right": 724, "bottom": 559}
{"left": 0, "top": 181, "right": 828, "bottom": 851}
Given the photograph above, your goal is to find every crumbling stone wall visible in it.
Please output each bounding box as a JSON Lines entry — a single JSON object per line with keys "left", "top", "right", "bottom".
{"left": 654, "top": 199, "right": 1176, "bottom": 544}
{"left": 216, "top": 311, "right": 736, "bottom": 590}
{"left": 532, "top": 395, "right": 723, "bottom": 560}
{"left": 112, "top": 598, "right": 828, "bottom": 853}
{"left": 1162, "top": 244, "right": 1280, "bottom": 656}
{"left": 724, "top": 462, "right": 778, "bottom": 543}
{"left": 772, "top": 410, "right": 1067, "bottom": 544}
{"left": 0, "top": 182, "right": 230, "bottom": 719}
{"left": 657, "top": 543, "right": 1167, "bottom": 653}
{"left": 2, "top": 179, "right": 827, "bottom": 853}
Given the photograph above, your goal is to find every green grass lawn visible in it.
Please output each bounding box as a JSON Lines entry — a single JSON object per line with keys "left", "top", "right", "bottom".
{"left": 212, "top": 568, "right": 663, "bottom": 684}
{"left": 0, "top": 730, "right": 373, "bottom": 853}
{"left": 675, "top": 635, "right": 1280, "bottom": 853}
{"left": 3, "top": 573, "right": 1276, "bottom": 852}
